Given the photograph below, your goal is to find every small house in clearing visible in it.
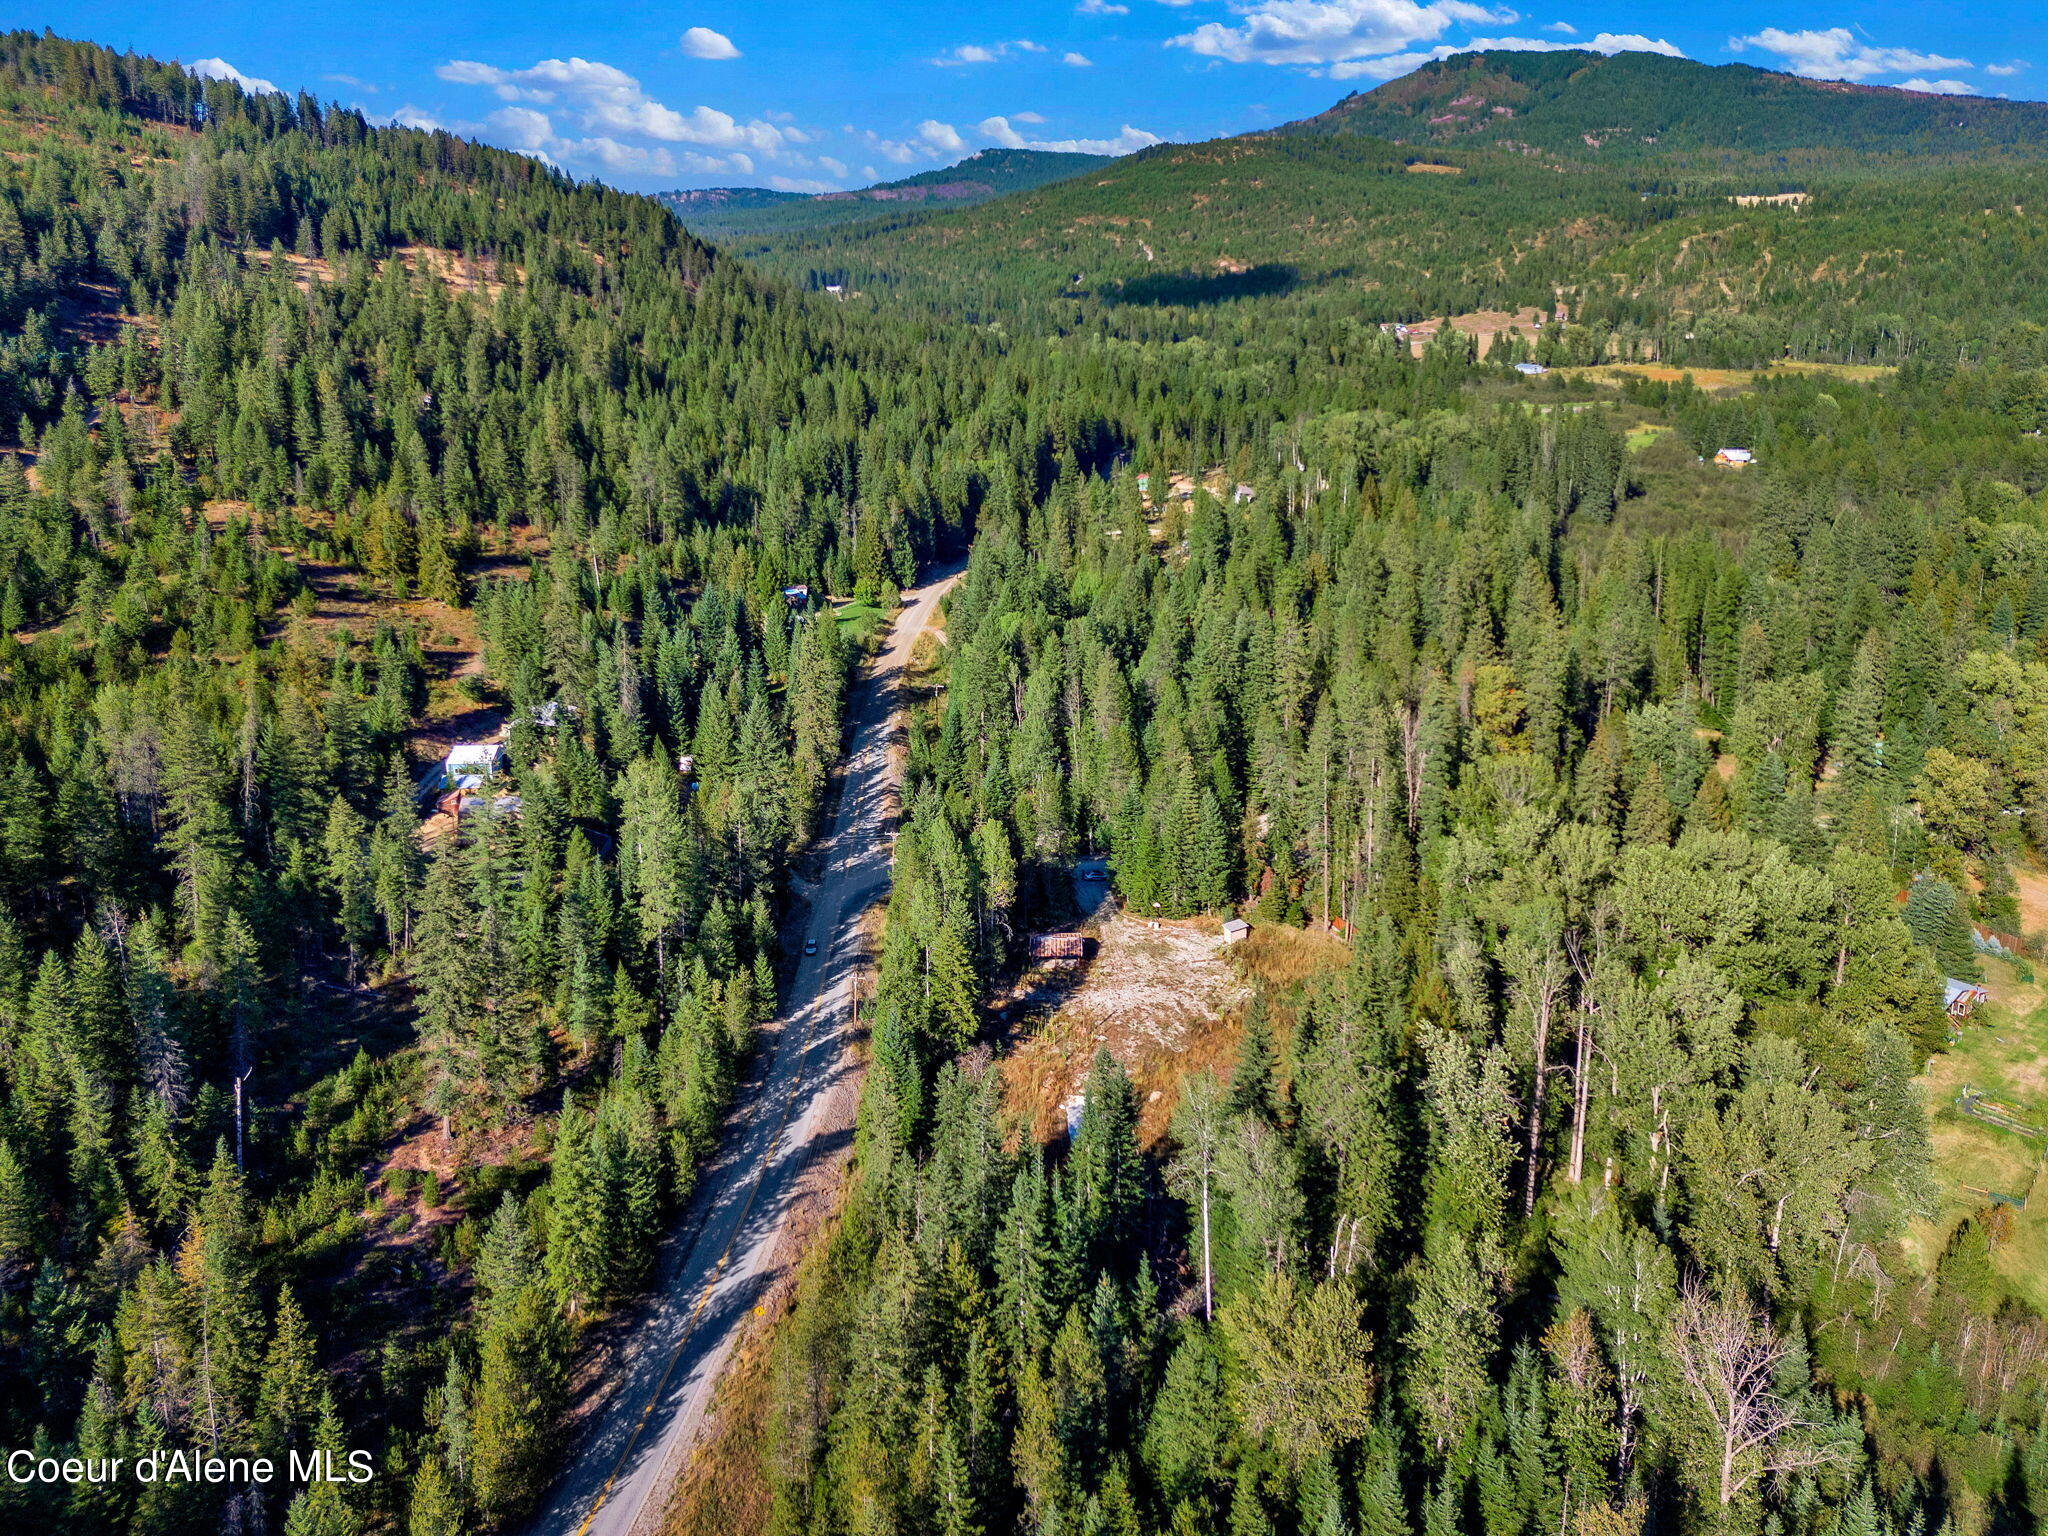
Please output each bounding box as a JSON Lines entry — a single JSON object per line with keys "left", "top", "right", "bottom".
{"left": 443, "top": 742, "right": 505, "bottom": 787}
{"left": 1714, "top": 448, "right": 1755, "bottom": 467}
{"left": 1514, "top": 361, "right": 1548, "bottom": 375}
{"left": 1943, "top": 977, "right": 1990, "bottom": 1019}
{"left": 1220, "top": 918, "right": 1251, "bottom": 945}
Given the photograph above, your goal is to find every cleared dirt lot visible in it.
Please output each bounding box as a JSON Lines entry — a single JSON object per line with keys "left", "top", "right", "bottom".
{"left": 999, "top": 906, "right": 1249, "bottom": 1146}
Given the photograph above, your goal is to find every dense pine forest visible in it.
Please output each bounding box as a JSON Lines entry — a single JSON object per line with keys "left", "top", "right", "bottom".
{"left": 0, "top": 26, "right": 2044, "bottom": 1536}
{"left": 762, "top": 356, "right": 2048, "bottom": 1536}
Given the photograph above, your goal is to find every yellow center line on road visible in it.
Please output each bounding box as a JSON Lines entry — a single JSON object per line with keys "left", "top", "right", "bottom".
{"left": 570, "top": 965, "right": 830, "bottom": 1536}
{"left": 563, "top": 586, "right": 938, "bottom": 1536}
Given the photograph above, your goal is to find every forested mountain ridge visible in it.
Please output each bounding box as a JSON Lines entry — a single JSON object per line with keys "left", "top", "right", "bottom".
{"left": 717, "top": 124, "right": 2048, "bottom": 371}
{"left": 702, "top": 49, "right": 2048, "bottom": 368}
{"left": 659, "top": 147, "right": 1113, "bottom": 243}
{"left": 1296, "top": 50, "right": 2048, "bottom": 161}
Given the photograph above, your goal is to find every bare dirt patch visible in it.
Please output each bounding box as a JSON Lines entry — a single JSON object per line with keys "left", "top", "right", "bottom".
{"left": 999, "top": 912, "right": 1249, "bottom": 1144}
{"left": 53, "top": 279, "right": 155, "bottom": 346}
{"left": 244, "top": 244, "right": 519, "bottom": 300}
{"left": 1406, "top": 161, "right": 1464, "bottom": 175}
{"left": 1578, "top": 361, "right": 1895, "bottom": 393}
{"left": 1391, "top": 305, "right": 1553, "bottom": 358}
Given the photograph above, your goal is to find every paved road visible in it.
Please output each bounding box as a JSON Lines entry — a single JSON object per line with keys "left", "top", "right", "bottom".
{"left": 527, "top": 571, "right": 959, "bottom": 1536}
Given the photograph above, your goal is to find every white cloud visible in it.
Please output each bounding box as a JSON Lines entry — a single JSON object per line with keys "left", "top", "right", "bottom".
{"left": 323, "top": 72, "right": 377, "bottom": 93}
{"left": 1542, "top": 20, "right": 1575, "bottom": 33}
{"left": 1030, "top": 124, "right": 1163, "bottom": 154}
{"left": 388, "top": 105, "right": 446, "bottom": 131}
{"left": 1324, "top": 31, "right": 1682, "bottom": 79}
{"left": 819, "top": 156, "right": 849, "bottom": 177}
{"left": 1985, "top": 61, "right": 2028, "bottom": 77}
{"left": 488, "top": 105, "right": 556, "bottom": 150}
{"left": 976, "top": 114, "right": 1162, "bottom": 154}
{"left": 1077, "top": 0, "right": 1130, "bottom": 11}
{"left": 1167, "top": 0, "right": 1512, "bottom": 68}
{"left": 1728, "top": 27, "right": 1969, "bottom": 82}
{"left": 877, "top": 114, "right": 1163, "bottom": 166}
{"left": 437, "top": 57, "right": 790, "bottom": 153}
{"left": 1468, "top": 32, "right": 1684, "bottom": 57}
{"left": 1897, "top": 77, "right": 1974, "bottom": 94}
{"left": 862, "top": 130, "right": 922, "bottom": 164}
{"left": 977, "top": 115, "right": 1028, "bottom": 147}
{"left": 770, "top": 175, "right": 836, "bottom": 192}
{"left": 191, "top": 57, "right": 282, "bottom": 96}
{"left": 680, "top": 27, "right": 741, "bottom": 61}
{"left": 1328, "top": 49, "right": 1447, "bottom": 79}
{"left": 932, "top": 38, "right": 1051, "bottom": 66}
{"left": 920, "top": 119, "right": 971, "bottom": 155}
{"left": 1064, "top": 51, "right": 1095, "bottom": 66}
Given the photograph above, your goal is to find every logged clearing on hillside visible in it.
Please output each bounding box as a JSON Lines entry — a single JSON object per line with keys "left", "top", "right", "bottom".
{"left": 1394, "top": 304, "right": 1555, "bottom": 357}
{"left": 999, "top": 894, "right": 1348, "bottom": 1147}
{"left": 243, "top": 243, "right": 521, "bottom": 298}
{"left": 1000, "top": 912, "right": 1248, "bottom": 1146}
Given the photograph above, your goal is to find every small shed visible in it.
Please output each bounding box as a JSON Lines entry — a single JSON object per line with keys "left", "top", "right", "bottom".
{"left": 1943, "top": 977, "right": 1989, "bottom": 1019}
{"left": 1029, "top": 933, "right": 1088, "bottom": 964}
{"left": 444, "top": 743, "right": 505, "bottom": 782}
{"left": 1220, "top": 918, "right": 1251, "bottom": 945}
{"left": 1714, "top": 448, "right": 1755, "bottom": 466}
{"left": 782, "top": 584, "right": 810, "bottom": 607}
{"left": 1514, "top": 361, "right": 1548, "bottom": 375}
{"left": 1232, "top": 483, "right": 1256, "bottom": 505}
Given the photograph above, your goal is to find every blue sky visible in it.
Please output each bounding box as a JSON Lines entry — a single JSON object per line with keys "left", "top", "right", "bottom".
{"left": 38, "top": 1, "right": 2040, "bottom": 192}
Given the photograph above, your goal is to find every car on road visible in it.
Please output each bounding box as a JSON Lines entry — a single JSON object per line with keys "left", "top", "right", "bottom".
{"left": 804, "top": 938, "right": 818, "bottom": 955}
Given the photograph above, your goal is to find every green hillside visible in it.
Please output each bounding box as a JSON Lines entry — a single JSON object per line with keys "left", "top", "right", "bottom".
{"left": 660, "top": 146, "right": 1112, "bottom": 241}
{"left": 657, "top": 184, "right": 809, "bottom": 217}
{"left": 715, "top": 124, "right": 2048, "bottom": 368}
{"left": 1299, "top": 49, "right": 2048, "bottom": 161}
{"left": 705, "top": 57, "right": 2048, "bottom": 368}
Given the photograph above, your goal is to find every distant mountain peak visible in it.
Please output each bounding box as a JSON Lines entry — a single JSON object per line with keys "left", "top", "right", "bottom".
{"left": 1291, "top": 50, "right": 2048, "bottom": 158}
{"left": 657, "top": 146, "right": 1115, "bottom": 240}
